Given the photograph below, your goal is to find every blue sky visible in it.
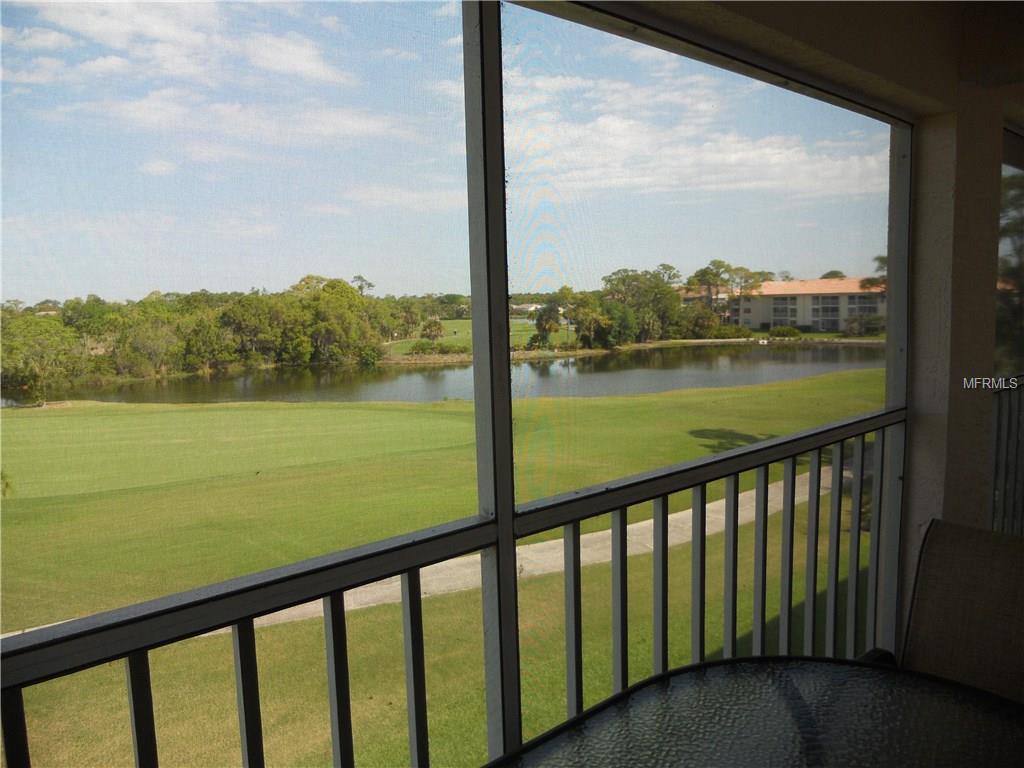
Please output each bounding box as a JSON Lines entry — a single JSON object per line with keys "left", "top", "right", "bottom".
{"left": 2, "top": 1, "right": 890, "bottom": 304}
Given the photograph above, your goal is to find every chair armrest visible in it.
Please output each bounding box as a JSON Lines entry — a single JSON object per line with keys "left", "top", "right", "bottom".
{"left": 858, "top": 648, "right": 898, "bottom": 666}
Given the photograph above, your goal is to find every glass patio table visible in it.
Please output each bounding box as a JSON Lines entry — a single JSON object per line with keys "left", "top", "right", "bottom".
{"left": 490, "top": 658, "right": 1024, "bottom": 767}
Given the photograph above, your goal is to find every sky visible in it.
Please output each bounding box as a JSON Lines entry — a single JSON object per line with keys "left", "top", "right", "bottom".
{"left": 1, "top": 1, "right": 891, "bottom": 304}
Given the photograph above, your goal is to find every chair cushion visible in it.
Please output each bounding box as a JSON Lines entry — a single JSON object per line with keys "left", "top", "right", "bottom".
{"left": 902, "top": 520, "right": 1024, "bottom": 703}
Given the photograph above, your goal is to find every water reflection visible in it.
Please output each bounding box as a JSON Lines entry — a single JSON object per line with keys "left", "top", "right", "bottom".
{"left": 32, "top": 344, "right": 884, "bottom": 405}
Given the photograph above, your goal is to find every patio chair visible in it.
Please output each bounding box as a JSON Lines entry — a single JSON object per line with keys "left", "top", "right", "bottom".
{"left": 895, "top": 519, "right": 1024, "bottom": 703}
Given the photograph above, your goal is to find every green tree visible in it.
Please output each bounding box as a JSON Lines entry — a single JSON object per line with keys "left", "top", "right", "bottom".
{"left": 271, "top": 293, "right": 314, "bottom": 366}
{"left": 564, "top": 291, "right": 610, "bottom": 349}
{"left": 61, "top": 294, "right": 120, "bottom": 338}
{"left": 821, "top": 270, "right": 847, "bottom": 279}
{"left": 352, "top": 275, "right": 374, "bottom": 296}
{"left": 305, "top": 279, "right": 379, "bottom": 365}
{"left": 727, "top": 266, "right": 772, "bottom": 297}
{"left": 112, "top": 315, "right": 179, "bottom": 377}
{"left": 860, "top": 256, "right": 888, "bottom": 292}
{"left": 678, "top": 302, "right": 720, "bottom": 339}
{"left": 420, "top": 318, "right": 446, "bottom": 340}
{"left": 602, "top": 268, "right": 681, "bottom": 342}
{"left": 181, "top": 316, "right": 236, "bottom": 372}
{"left": 221, "top": 293, "right": 280, "bottom": 363}
{"left": 686, "top": 260, "right": 732, "bottom": 307}
{"left": 436, "top": 294, "right": 470, "bottom": 320}
{"left": 655, "top": 263, "right": 682, "bottom": 285}
{"left": 393, "top": 297, "right": 423, "bottom": 338}
{"left": 1, "top": 311, "right": 86, "bottom": 401}
{"left": 534, "top": 300, "right": 562, "bottom": 342}
{"left": 595, "top": 301, "right": 636, "bottom": 347}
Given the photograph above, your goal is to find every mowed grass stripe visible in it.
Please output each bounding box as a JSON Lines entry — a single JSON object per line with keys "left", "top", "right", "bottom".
{"left": 2, "top": 400, "right": 478, "bottom": 499}
{"left": 1, "top": 369, "right": 883, "bottom": 631}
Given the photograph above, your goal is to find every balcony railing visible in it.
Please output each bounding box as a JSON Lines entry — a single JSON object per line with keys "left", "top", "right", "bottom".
{"left": 1, "top": 407, "right": 906, "bottom": 768}
{"left": 992, "top": 376, "right": 1023, "bottom": 535}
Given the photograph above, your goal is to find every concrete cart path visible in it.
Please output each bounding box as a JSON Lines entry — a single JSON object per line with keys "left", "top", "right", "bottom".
{"left": 2, "top": 472, "right": 826, "bottom": 639}
{"left": 243, "top": 471, "right": 816, "bottom": 631}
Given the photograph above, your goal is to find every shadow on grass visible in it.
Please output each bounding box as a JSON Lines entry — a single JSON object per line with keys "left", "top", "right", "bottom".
{"left": 689, "top": 428, "right": 778, "bottom": 455}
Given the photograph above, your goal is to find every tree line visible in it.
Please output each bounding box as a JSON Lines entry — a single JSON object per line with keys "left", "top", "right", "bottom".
{"left": 1, "top": 276, "right": 471, "bottom": 402}
{"left": 527, "top": 260, "right": 773, "bottom": 350}
{"left": 2, "top": 255, "right": 873, "bottom": 402}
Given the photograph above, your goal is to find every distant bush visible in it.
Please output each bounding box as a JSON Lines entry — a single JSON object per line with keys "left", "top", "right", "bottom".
{"left": 711, "top": 324, "right": 753, "bottom": 339}
{"left": 526, "top": 333, "right": 551, "bottom": 351}
{"left": 406, "top": 340, "right": 469, "bottom": 356}
{"left": 434, "top": 342, "right": 470, "bottom": 355}
{"left": 356, "top": 344, "right": 383, "bottom": 368}
{"left": 768, "top": 325, "right": 802, "bottom": 338}
{"left": 677, "top": 302, "right": 719, "bottom": 339}
{"left": 407, "top": 339, "right": 437, "bottom": 355}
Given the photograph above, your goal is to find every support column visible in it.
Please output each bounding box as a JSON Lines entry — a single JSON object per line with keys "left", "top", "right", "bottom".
{"left": 901, "top": 81, "right": 1004, "bottom": 638}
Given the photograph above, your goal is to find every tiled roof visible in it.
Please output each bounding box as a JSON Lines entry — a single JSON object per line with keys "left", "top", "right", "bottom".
{"left": 753, "top": 278, "right": 883, "bottom": 296}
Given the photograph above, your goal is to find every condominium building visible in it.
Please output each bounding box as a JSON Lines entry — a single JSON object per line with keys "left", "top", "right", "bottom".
{"left": 730, "top": 278, "right": 886, "bottom": 331}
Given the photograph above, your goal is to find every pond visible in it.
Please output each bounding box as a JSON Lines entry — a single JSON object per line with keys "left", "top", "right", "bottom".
{"left": 30, "top": 343, "right": 885, "bottom": 404}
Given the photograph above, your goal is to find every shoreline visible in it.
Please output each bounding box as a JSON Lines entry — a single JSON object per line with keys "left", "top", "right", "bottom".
{"left": 2, "top": 337, "right": 886, "bottom": 404}
{"left": 382, "top": 335, "right": 885, "bottom": 367}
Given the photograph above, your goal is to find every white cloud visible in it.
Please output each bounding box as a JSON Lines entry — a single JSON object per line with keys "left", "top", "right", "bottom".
{"left": 1, "top": 25, "right": 75, "bottom": 50}
{"left": 77, "top": 56, "right": 133, "bottom": 77}
{"left": 240, "top": 32, "right": 354, "bottom": 84}
{"left": 604, "top": 40, "right": 681, "bottom": 77}
{"left": 308, "top": 203, "right": 352, "bottom": 216}
{"left": 381, "top": 47, "right": 420, "bottom": 62}
{"left": 208, "top": 103, "right": 414, "bottom": 145}
{"left": 182, "top": 141, "right": 252, "bottom": 163}
{"left": 342, "top": 184, "right": 466, "bottom": 212}
{"left": 213, "top": 214, "right": 279, "bottom": 239}
{"left": 1, "top": 56, "right": 65, "bottom": 84}
{"left": 319, "top": 15, "right": 346, "bottom": 33}
{"left": 502, "top": 66, "right": 887, "bottom": 200}
{"left": 140, "top": 159, "right": 177, "bottom": 176}
{"left": 429, "top": 79, "right": 463, "bottom": 100}
{"left": 139, "top": 39, "right": 217, "bottom": 81}
{"left": 33, "top": 3, "right": 224, "bottom": 83}
{"left": 101, "top": 88, "right": 197, "bottom": 130}
{"left": 444, "top": 35, "right": 462, "bottom": 48}
{"left": 498, "top": 62, "right": 889, "bottom": 201}
{"left": 76, "top": 87, "right": 415, "bottom": 150}
{"left": 3, "top": 53, "right": 138, "bottom": 84}
{"left": 34, "top": 3, "right": 221, "bottom": 51}
{"left": 434, "top": 2, "right": 460, "bottom": 18}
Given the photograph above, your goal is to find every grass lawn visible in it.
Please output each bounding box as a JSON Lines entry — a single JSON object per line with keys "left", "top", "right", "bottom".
{"left": 14, "top": 489, "right": 870, "bottom": 767}
{"left": 1, "top": 368, "right": 884, "bottom": 631}
{"left": 385, "top": 319, "right": 574, "bottom": 356}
